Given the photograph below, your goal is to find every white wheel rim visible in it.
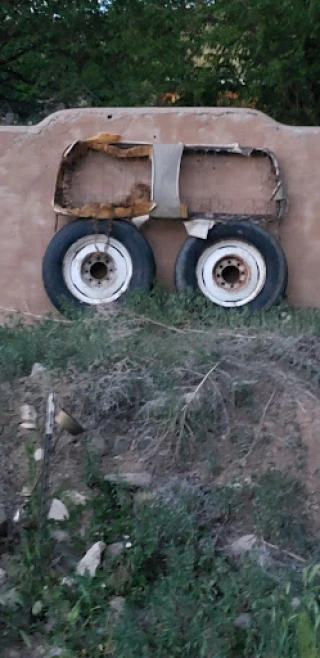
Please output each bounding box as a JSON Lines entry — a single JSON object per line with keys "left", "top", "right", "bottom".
{"left": 196, "top": 239, "right": 266, "bottom": 307}
{"left": 63, "top": 235, "right": 133, "bottom": 304}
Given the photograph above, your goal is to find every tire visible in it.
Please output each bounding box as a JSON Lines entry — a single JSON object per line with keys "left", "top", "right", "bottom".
{"left": 42, "top": 219, "right": 155, "bottom": 313}
{"left": 175, "top": 221, "right": 288, "bottom": 311}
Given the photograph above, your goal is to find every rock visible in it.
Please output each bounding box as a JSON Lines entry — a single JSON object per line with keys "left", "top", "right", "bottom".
{"left": 76, "top": 541, "right": 106, "bottom": 577}
{"left": 228, "top": 534, "right": 257, "bottom": 557}
{"left": 0, "top": 587, "right": 21, "bottom": 609}
{"left": 4, "top": 111, "right": 14, "bottom": 125}
{"left": 50, "top": 529, "right": 69, "bottom": 543}
{"left": 234, "top": 613, "right": 252, "bottom": 629}
{"left": 112, "top": 436, "right": 132, "bottom": 456}
{"left": 90, "top": 436, "right": 107, "bottom": 457}
{"left": 48, "top": 499, "right": 69, "bottom": 521}
{"left": 13, "top": 508, "right": 23, "bottom": 523}
{"left": 47, "top": 649, "right": 63, "bottom": 658}
{"left": 34, "top": 448, "right": 44, "bottom": 462}
{"left": 32, "top": 600, "right": 43, "bottom": 616}
{"left": 63, "top": 490, "right": 87, "bottom": 506}
{"left": 20, "top": 404, "right": 37, "bottom": 429}
{"left": 104, "top": 472, "right": 152, "bottom": 488}
{"left": 0, "top": 568, "right": 7, "bottom": 585}
{"left": 109, "top": 596, "right": 125, "bottom": 621}
{"left": 107, "top": 542, "right": 125, "bottom": 558}
{"left": 61, "top": 576, "right": 75, "bottom": 587}
{"left": 291, "top": 597, "right": 301, "bottom": 609}
{"left": 30, "top": 363, "right": 47, "bottom": 379}
{"left": 20, "top": 486, "right": 32, "bottom": 498}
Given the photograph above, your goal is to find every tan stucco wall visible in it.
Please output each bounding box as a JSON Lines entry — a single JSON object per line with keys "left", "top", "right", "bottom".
{"left": 0, "top": 107, "right": 319, "bottom": 315}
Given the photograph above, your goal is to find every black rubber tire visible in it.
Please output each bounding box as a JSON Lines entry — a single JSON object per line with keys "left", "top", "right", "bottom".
{"left": 175, "top": 221, "right": 288, "bottom": 311}
{"left": 42, "top": 219, "right": 155, "bottom": 314}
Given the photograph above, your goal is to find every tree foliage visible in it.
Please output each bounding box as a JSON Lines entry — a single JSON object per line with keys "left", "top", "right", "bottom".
{"left": 1, "top": 0, "right": 320, "bottom": 125}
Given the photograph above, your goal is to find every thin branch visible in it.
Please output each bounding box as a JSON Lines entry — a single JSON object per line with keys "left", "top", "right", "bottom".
{"left": 240, "top": 389, "right": 276, "bottom": 465}
{"left": 0, "top": 306, "right": 71, "bottom": 324}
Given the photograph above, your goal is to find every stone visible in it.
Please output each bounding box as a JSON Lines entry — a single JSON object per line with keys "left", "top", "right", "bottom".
{"left": 4, "top": 111, "right": 14, "bottom": 125}
{"left": 61, "top": 576, "right": 75, "bottom": 587}
{"left": 76, "top": 541, "right": 106, "bottom": 577}
{"left": 291, "top": 597, "right": 301, "bottom": 609}
{"left": 63, "top": 490, "right": 87, "bottom": 506}
{"left": 20, "top": 486, "right": 32, "bottom": 498}
{"left": 0, "top": 587, "right": 21, "bottom": 609}
{"left": 107, "top": 542, "right": 125, "bottom": 558}
{"left": 90, "top": 436, "right": 107, "bottom": 457}
{"left": 0, "top": 568, "right": 7, "bottom": 585}
{"left": 112, "top": 436, "right": 132, "bottom": 456}
{"left": 32, "top": 600, "right": 43, "bottom": 616}
{"left": 104, "top": 472, "right": 152, "bottom": 488}
{"left": 228, "top": 534, "right": 257, "bottom": 557}
{"left": 48, "top": 499, "right": 69, "bottom": 521}
{"left": 20, "top": 404, "right": 37, "bottom": 429}
{"left": 34, "top": 448, "right": 44, "bottom": 462}
{"left": 234, "top": 613, "right": 252, "bottom": 629}
{"left": 30, "top": 362, "right": 47, "bottom": 379}
{"left": 109, "top": 596, "right": 125, "bottom": 621}
{"left": 50, "top": 529, "right": 69, "bottom": 543}
{"left": 13, "top": 508, "right": 22, "bottom": 523}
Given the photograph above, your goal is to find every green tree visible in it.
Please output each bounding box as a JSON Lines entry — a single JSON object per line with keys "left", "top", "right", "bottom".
{"left": 2, "top": 0, "right": 320, "bottom": 125}
{"left": 204, "top": 0, "right": 320, "bottom": 124}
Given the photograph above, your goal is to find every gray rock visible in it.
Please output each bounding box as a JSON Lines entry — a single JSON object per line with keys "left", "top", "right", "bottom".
{"left": 32, "top": 600, "right": 43, "bottom": 616}
{"left": 50, "top": 529, "right": 69, "bottom": 543}
{"left": 0, "top": 568, "right": 7, "bottom": 585}
{"left": 109, "top": 596, "right": 125, "bottom": 621}
{"left": 30, "top": 363, "right": 48, "bottom": 380}
{"left": 112, "top": 436, "right": 132, "bottom": 456}
{"left": 234, "top": 613, "right": 252, "bottom": 629}
{"left": 47, "top": 650, "right": 63, "bottom": 658}
{"left": 107, "top": 542, "right": 125, "bottom": 558}
{"left": 291, "top": 597, "right": 301, "bottom": 609}
{"left": 20, "top": 404, "right": 37, "bottom": 429}
{"left": 104, "top": 472, "right": 152, "bottom": 488}
{"left": 228, "top": 534, "right": 257, "bottom": 557}
{"left": 76, "top": 541, "right": 106, "bottom": 577}
{"left": 63, "top": 490, "right": 87, "bottom": 506}
{"left": 4, "top": 111, "right": 14, "bottom": 125}
{"left": 34, "top": 448, "right": 44, "bottom": 462}
{"left": 48, "top": 499, "right": 69, "bottom": 521}
{"left": 90, "top": 436, "right": 107, "bottom": 457}
{"left": 0, "top": 587, "right": 21, "bottom": 609}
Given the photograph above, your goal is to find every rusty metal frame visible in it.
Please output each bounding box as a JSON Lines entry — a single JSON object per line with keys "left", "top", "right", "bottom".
{"left": 53, "top": 134, "right": 287, "bottom": 231}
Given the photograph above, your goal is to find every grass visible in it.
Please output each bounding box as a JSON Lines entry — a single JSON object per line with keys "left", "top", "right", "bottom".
{"left": 1, "top": 286, "right": 320, "bottom": 382}
{"left": 1, "top": 474, "right": 320, "bottom": 658}
{"left": 1, "top": 289, "right": 320, "bottom": 656}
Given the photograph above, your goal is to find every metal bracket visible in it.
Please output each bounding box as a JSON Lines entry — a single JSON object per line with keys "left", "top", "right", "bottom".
{"left": 150, "top": 143, "right": 184, "bottom": 219}
{"left": 183, "top": 217, "right": 215, "bottom": 239}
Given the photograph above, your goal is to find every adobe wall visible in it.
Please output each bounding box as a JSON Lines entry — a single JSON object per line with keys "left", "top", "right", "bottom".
{"left": 0, "top": 107, "right": 319, "bottom": 315}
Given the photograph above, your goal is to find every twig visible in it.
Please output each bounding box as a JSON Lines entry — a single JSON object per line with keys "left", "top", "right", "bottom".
{"left": 0, "top": 306, "right": 71, "bottom": 324}
{"left": 132, "top": 314, "right": 186, "bottom": 334}
{"left": 37, "top": 392, "right": 55, "bottom": 570}
{"left": 175, "top": 362, "right": 220, "bottom": 456}
{"left": 240, "top": 389, "right": 276, "bottom": 465}
{"left": 263, "top": 539, "right": 306, "bottom": 564}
